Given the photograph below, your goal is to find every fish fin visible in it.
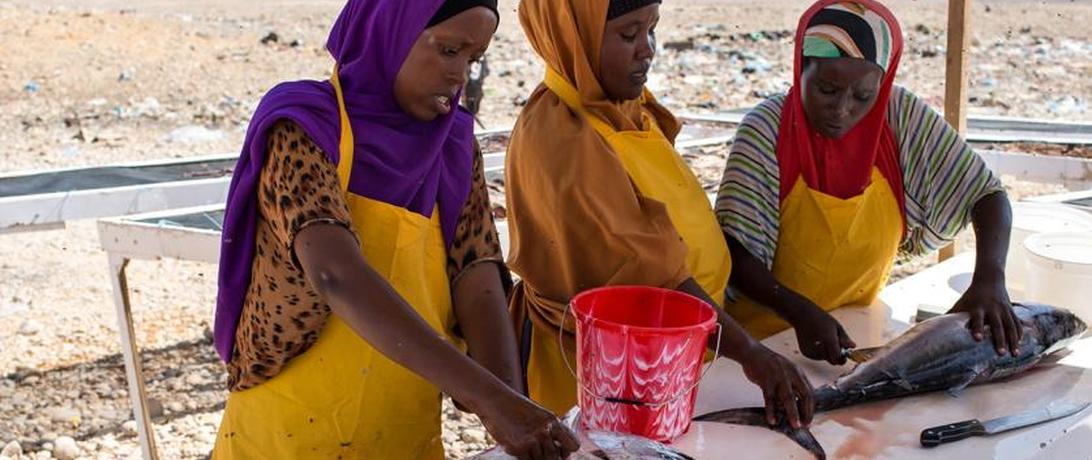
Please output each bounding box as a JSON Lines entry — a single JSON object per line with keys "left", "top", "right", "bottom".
{"left": 846, "top": 346, "right": 883, "bottom": 363}
{"left": 894, "top": 378, "right": 915, "bottom": 391}
{"left": 694, "top": 408, "right": 826, "bottom": 459}
{"left": 946, "top": 367, "right": 985, "bottom": 397}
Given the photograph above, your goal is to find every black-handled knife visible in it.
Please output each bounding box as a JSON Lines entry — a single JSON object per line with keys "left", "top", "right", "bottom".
{"left": 921, "top": 402, "right": 1089, "bottom": 447}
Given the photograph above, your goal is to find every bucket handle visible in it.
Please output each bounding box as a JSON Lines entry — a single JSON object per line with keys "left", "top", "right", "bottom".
{"left": 559, "top": 302, "right": 723, "bottom": 408}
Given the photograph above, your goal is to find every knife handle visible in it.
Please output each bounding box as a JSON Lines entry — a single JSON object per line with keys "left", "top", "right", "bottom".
{"left": 920, "top": 419, "right": 987, "bottom": 447}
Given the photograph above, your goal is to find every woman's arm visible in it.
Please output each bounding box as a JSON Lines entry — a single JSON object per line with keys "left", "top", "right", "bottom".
{"left": 725, "top": 234, "right": 856, "bottom": 365}
{"left": 947, "top": 190, "right": 1021, "bottom": 356}
{"left": 452, "top": 261, "right": 524, "bottom": 394}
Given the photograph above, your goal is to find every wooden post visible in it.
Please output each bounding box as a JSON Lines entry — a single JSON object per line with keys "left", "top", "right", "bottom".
{"left": 109, "top": 256, "right": 159, "bottom": 460}
{"left": 940, "top": 0, "right": 972, "bottom": 261}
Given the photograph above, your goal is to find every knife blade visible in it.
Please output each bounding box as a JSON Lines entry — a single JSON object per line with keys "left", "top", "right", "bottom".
{"left": 920, "top": 402, "right": 1090, "bottom": 447}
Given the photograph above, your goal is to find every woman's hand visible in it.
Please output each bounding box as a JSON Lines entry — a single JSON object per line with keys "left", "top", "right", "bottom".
{"left": 476, "top": 391, "right": 580, "bottom": 460}
{"left": 790, "top": 300, "right": 857, "bottom": 365}
{"left": 738, "top": 344, "right": 815, "bottom": 429}
{"left": 949, "top": 277, "right": 1021, "bottom": 356}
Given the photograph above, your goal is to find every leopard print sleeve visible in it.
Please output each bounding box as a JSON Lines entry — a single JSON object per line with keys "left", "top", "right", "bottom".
{"left": 446, "top": 140, "right": 510, "bottom": 289}
{"left": 228, "top": 120, "right": 354, "bottom": 390}
{"left": 258, "top": 120, "right": 356, "bottom": 268}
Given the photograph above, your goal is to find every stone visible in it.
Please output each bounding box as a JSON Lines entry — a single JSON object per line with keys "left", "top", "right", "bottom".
{"left": 121, "top": 420, "right": 138, "bottom": 436}
{"left": 147, "top": 398, "right": 164, "bottom": 418}
{"left": 183, "top": 372, "right": 204, "bottom": 387}
{"left": 48, "top": 407, "right": 80, "bottom": 427}
{"left": 51, "top": 437, "right": 78, "bottom": 460}
{"left": 459, "top": 428, "right": 487, "bottom": 444}
{"left": 1, "top": 441, "right": 22, "bottom": 458}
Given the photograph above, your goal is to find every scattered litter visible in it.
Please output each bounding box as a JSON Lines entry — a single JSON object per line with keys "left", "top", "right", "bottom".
{"left": 166, "top": 125, "right": 225, "bottom": 144}
{"left": 663, "top": 39, "right": 695, "bottom": 51}
{"left": 18, "top": 319, "right": 43, "bottom": 336}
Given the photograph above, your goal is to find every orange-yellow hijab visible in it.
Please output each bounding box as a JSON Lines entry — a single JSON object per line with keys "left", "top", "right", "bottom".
{"left": 506, "top": 0, "right": 689, "bottom": 338}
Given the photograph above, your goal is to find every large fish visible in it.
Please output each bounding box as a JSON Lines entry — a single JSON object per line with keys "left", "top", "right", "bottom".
{"left": 469, "top": 408, "right": 695, "bottom": 460}
{"left": 694, "top": 303, "right": 1088, "bottom": 459}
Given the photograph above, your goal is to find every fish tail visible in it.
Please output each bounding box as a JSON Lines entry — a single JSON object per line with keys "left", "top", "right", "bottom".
{"left": 693, "top": 407, "right": 826, "bottom": 459}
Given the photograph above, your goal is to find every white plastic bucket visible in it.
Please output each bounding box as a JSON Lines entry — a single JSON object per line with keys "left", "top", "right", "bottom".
{"left": 1023, "top": 231, "right": 1092, "bottom": 323}
{"left": 1007, "top": 203, "right": 1092, "bottom": 294}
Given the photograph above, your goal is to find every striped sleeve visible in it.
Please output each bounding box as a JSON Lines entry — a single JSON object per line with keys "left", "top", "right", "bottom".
{"left": 715, "top": 96, "right": 785, "bottom": 270}
{"left": 889, "top": 85, "right": 1004, "bottom": 257}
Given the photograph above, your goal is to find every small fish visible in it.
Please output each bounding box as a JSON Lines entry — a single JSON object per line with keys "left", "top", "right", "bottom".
{"left": 469, "top": 408, "right": 694, "bottom": 460}
{"left": 695, "top": 303, "right": 1088, "bottom": 459}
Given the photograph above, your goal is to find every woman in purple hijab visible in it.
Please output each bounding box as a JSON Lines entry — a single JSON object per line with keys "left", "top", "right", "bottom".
{"left": 211, "top": 1, "right": 578, "bottom": 458}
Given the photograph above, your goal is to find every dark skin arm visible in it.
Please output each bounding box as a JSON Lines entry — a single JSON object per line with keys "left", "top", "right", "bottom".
{"left": 677, "top": 278, "right": 815, "bottom": 429}
{"left": 947, "top": 190, "right": 1022, "bottom": 356}
{"left": 295, "top": 224, "right": 578, "bottom": 460}
{"left": 725, "top": 235, "right": 856, "bottom": 365}
{"left": 452, "top": 261, "right": 525, "bottom": 395}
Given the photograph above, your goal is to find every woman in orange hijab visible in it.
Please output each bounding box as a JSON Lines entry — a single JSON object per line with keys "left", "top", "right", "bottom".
{"left": 506, "top": 0, "right": 814, "bottom": 429}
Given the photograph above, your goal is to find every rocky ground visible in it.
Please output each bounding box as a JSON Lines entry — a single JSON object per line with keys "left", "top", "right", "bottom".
{"left": 1, "top": 0, "right": 1090, "bottom": 458}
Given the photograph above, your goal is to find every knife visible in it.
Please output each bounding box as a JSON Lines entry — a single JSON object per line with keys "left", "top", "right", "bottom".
{"left": 842, "top": 347, "right": 881, "bottom": 363}
{"left": 920, "top": 402, "right": 1090, "bottom": 447}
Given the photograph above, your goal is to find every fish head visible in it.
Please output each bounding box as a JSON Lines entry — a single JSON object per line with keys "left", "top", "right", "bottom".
{"left": 1018, "top": 303, "right": 1088, "bottom": 354}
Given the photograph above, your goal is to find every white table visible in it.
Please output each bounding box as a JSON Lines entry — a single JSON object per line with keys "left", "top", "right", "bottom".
{"left": 0, "top": 154, "right": 235, "bottom": 234}
{"left": 97, "top": 205, "right": 223, "bottom": 460}
{"left": 676, "top": 253, "right": 1092, "bottom": 459}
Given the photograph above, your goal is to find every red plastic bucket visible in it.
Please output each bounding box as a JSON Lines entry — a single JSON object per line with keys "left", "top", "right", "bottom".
{"left": 567, "top": 285, "right": 719, "bottom": 442}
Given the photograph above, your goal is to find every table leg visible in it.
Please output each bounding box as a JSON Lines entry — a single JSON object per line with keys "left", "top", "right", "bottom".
{"left": 108, "top": 254, "right": 159, "bottom": 460}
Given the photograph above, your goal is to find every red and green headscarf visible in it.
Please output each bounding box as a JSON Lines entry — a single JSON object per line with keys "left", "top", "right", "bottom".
{"left": 777, "top": 0, "right": 905, "bottom": 221}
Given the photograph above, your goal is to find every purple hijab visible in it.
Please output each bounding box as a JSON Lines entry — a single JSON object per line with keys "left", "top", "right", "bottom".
{"left": 214, "top": 0, "right": 476, "bottom": 362}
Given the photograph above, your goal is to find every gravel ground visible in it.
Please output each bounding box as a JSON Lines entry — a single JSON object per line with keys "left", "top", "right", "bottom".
{"left": 1, "top": 0, "right": 1090, "bottom": 458}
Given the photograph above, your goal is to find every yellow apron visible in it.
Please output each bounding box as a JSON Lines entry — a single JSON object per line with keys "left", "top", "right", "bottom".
{"left": 524, "top": 70, "right": 733, "bottom": 414}
{"left": 212, "top": 70, "right": 458, "bottom": 459}
{"left": 729, "top": 168, "right": 903, "bottom": 339}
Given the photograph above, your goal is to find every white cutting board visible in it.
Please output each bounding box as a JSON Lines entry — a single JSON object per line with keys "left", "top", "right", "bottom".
{"left": 672, "top": 253, "right": 1092, "bottom": 459}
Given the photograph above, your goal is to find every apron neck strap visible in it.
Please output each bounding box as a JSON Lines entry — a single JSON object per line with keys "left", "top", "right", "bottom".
{"left": 330, "top": 64, "right": 355, "bottom": 194}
